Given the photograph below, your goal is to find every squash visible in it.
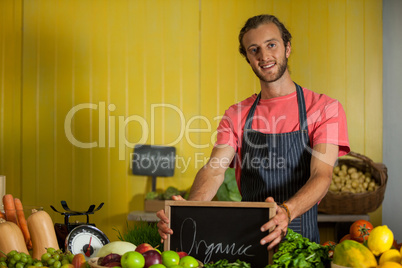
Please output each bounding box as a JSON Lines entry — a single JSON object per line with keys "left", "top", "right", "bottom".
{"left": 332, "top": 239, "right": 377, "bottom": 268}
{"left": 0, "top": 218, "right": 29, "bottom": 257}
{"left": 27, "top": 209, "right": 59, "bottom": 260}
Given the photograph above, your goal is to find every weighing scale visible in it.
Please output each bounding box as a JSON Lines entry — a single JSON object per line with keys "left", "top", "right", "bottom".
{"left": 51, "top": 200, "right": 109, "bottom": 259}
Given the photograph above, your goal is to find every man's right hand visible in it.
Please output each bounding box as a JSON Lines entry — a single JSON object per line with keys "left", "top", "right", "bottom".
{"left": 156, "top": 195, "right": 185, "bottom": 242}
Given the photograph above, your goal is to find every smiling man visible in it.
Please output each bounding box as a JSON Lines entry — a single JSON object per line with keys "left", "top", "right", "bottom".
{"left": 157, "top": 14, "right": 350, "bottom": 250}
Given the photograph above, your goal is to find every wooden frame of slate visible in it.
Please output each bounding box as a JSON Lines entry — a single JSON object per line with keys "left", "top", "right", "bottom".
{"left": 164, "top": 200, "right": 276, "bottom": 266}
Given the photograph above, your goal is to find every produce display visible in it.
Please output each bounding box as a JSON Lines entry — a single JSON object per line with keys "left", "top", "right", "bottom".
{"left": 266, "top": 229, "right": 331, "bottom": 268}
{"left": 92, "top": 243, "right": 200, "bottom": 268}
{"left": 145, "top": 187, "right": 189, "bottom": 202}
{"left": 329, "top": 164, "right": 379, "bottom": 194}
{"left": 3, "top": 192, "right": 402, "bottom": 268}
{"left": 327, "top": 219, "right": 402, "bottom": 268}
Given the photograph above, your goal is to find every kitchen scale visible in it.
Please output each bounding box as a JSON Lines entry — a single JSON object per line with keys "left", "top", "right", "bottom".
{"left": 51, "top": 200, "right": 109, "bottom": 259}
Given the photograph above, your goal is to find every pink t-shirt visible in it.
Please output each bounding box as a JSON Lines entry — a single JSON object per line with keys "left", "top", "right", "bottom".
{"left": 215, "top": 87, "right": 350, "bottom": 180}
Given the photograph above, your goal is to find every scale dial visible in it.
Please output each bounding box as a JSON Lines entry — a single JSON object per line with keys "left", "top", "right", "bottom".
{"left": 66, "top": 225, "right": 109, "bottom": 260}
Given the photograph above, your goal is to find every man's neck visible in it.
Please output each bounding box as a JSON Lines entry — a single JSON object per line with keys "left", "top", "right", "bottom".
{"left": 259, "top": 71, "right": 296, "bottom": 99}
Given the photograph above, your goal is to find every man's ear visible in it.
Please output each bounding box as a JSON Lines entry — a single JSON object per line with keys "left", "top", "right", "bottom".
{"left": 285, "top": 42, "right": 291, "bottom": 58}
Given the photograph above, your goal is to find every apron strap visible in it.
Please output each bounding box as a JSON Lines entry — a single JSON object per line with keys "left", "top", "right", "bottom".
{"left": 244, "top": 83, "right": 309, "bottom": 133}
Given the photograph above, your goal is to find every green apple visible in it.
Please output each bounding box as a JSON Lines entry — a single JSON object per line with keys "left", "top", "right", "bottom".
{"left": 149, "top": 265, "right": 166, "bottom": 268}
{"left": 178, "top": 256, "right": 198, "bottom": 268}
{"left": 161, "top": 251, "right": 180, "bottom": 267}
{"left": 121, "top": 251, "right": 145, "bottom": 268}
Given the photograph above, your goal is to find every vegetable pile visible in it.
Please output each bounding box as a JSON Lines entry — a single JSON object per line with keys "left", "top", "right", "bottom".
{"left": 329, "top": 219, "right": 402, "bottom": 267}
{"left": 145, "top": 186, "right": 189, "bottom": 201}
{"left": 266, "top": 229, "right": 331, "bottom": 268}
{"left": 329, "top": 163, "right": 379, "bottom": 194}
{"left": 204, "top": 259, "right": 251, "bottom": 268}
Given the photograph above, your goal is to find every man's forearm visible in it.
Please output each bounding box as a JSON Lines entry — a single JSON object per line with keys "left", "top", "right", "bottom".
{"left": 188, "top": 165, "right": 225, "bottom": 201}
{"left": 286, "top": 174, "right": 331, "bottom": 220}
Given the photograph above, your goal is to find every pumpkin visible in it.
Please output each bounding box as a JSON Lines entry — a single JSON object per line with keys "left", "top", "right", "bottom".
{"left": 27, "top": 209, "right": 59, "bottom": 260}
{"left": 332, "top": 239, "right": 377, "bottom": 268}
{"left": 0, "top": 218, "right": 29, "bottom": 257}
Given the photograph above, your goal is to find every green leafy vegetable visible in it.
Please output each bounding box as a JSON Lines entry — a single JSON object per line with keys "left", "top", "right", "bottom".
{"left": 216, "top": 168, "right": 242, "bottom": 202}
{"left": 204, "top": 259, "right": 251, "bottom": 268}
{"left": 265, "top": 229, "right": 331, "bottom": 268}
{"left": 114, "top": 221, "right": 163, "bottom": 250}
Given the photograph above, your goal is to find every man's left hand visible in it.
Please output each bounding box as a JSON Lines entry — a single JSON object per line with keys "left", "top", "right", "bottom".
{"left": 260, "top": 197, "right": 289, "bottom": 250}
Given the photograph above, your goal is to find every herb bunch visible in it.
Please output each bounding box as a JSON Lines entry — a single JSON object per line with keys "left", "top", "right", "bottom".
{"left": 204, "top": 259, "right": 251, "bottom": 268}
{"left": 114, "top": 221, "right": 163, "bottom": 250}
{"left": 265, "top": 229, "right": 331, "bottom": 268}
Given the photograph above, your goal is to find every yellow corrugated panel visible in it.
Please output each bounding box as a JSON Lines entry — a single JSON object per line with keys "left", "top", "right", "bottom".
{"left": 0, "top": 0, "right": 22, "bottom": 197}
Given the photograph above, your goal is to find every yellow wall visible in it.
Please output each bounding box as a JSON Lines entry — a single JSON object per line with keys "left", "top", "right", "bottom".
{"left": 0, "top": 0, "right": 383, "bottom": 240}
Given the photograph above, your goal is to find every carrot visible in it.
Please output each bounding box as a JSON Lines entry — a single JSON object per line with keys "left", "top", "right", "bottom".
{"left": 2, "top": 194, "right": 19, "bottom": 226}
{"left": 14, "top": 198, "right": 31, "bottom": 249}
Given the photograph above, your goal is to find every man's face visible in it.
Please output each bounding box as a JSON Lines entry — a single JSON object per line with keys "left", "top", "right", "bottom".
{"left": 242, "top": 23, "right": 291, "bottom": 83}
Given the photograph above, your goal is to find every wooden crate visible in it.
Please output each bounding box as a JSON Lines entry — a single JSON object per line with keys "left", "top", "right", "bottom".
{"left": 144, "top": 200, "right": 165, "bottom": 212}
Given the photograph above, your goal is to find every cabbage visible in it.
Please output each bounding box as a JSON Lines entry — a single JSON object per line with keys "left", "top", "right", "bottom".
{"left": 96, "top": 241, "right": 137, "bottom": 257}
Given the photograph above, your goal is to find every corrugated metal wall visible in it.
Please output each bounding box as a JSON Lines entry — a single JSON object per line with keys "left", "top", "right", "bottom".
{"left": 0, "top": 0, "right": 383, "bottom": 239}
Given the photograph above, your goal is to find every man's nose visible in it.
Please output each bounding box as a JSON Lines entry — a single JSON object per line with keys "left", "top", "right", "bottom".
{"left": 259, "top": 49, "right": 270, "bottom": 61}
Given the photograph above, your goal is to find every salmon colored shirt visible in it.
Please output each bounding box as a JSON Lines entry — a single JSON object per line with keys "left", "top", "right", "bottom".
{"left": 215, "top": 87, "right": 350, "bottom": 180}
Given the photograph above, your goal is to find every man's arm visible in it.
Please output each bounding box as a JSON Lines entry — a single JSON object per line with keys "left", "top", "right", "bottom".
{"left": 156, "top": 145, "right": 236, "bottom": 240}
{"left": 260, "top": 143, "right": 339, "bottom": 249}
{"left": 188, "top": 145, "right": 236, "bottom": 201}
{"left": 286, "top": 143, "right": 339, "bottom": 219}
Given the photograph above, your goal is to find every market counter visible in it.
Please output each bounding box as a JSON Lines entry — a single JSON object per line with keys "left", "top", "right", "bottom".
{"left": 127, "top": 210, "right": 370, "bottom": 243}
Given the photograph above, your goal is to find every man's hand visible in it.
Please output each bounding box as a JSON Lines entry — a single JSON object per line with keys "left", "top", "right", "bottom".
{"left": 156, "top": 195, "right": 185, "bottom": 242}
{"left": 259, "top": 197, "right": 289, "bottom": 250}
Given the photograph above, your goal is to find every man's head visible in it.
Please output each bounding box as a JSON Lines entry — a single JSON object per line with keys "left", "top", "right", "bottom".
{"left": 238, "top": 14, "right": 292, "bottom": 62}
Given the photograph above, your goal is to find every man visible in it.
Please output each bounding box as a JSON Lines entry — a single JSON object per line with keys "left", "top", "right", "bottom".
{"left": 157, "top": 14, "right": 350, "bottom": 250}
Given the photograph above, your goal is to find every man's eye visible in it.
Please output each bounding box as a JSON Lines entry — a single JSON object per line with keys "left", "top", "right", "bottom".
{"left": 268, "top": 43, "right": 276, "bottom": 48}
{"left": 250, "top": 48, "right": 258, "bottom": 53}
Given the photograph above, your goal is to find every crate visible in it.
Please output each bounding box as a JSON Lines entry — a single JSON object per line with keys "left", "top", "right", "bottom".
{"left": 318, "top": 151, "right": 388, "bottom": 215}
{"left": 144, "top": 200, "right": 166, "bottom": 212}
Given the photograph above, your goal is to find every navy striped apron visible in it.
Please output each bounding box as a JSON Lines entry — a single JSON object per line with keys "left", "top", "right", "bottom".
{"left": 239, "top": 83, "right": 319, "bottom": 243}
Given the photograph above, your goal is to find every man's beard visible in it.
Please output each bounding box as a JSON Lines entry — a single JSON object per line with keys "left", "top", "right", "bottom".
{"left": 252, "top": 55, "right": 288, "bottom": 83}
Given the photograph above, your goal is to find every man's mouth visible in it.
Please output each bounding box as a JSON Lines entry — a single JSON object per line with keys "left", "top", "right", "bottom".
{"left": 261, "top": 62, "right": 275, "bottom": 69}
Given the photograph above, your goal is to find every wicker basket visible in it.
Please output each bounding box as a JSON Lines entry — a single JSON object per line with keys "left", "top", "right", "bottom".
{"left": 318, "top": 151, "right": 388, "bottom": 215}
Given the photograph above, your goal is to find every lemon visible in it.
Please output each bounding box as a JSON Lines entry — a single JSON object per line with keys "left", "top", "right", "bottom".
{"left": 367, "top": 225, "right": 394, "bottom": 256}
{"left": 379, "top": 249, "right": 402, "bottom": 264}
{"left": 378, "top": 262, "right": 402, "bottom": 268}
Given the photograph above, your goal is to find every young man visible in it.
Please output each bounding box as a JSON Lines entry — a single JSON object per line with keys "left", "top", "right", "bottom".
{"left": 157, "top": 14, "right": 349, "bottom": 249}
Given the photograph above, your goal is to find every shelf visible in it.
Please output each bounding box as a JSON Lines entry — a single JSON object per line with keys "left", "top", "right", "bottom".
{"left": 127, "top": 210, "right": 370, "bottom": 223}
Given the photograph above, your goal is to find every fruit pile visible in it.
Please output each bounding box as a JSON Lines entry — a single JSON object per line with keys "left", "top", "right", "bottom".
{"left": 94, "top": 242, "right": 199, "bottom": 268}
{"left": 0, "top": 247, "right": 76, "bottom": 268}
{"left": 322, "top": 220, "right": 402, "bottom": 267}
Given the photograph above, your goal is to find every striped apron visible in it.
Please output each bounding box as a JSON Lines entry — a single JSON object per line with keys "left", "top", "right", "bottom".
{"left": 239, "top": 83, "right": 319, "bottom": 243}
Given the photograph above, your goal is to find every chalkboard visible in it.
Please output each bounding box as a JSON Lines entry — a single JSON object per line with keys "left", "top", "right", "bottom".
{"left": 164, "top": 201, "right": 276, "bottom": 267}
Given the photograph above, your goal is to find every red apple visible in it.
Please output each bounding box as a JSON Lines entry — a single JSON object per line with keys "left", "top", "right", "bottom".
{"left": 135, "top": 243, "right": 154, "bottom": 254}
{"left": 72, "top": 254, "right": 86, "bottom": 268}
{"left": 177, "top": 252, "right": 188, "bottom": 259}
{"left": 142, "top": 250, "right": 162, "bottom": 268}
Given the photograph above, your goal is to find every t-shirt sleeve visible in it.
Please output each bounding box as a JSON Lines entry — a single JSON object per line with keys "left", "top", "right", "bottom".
{"left": 214, "top": 110, "right": 239, "bottom": 151}
{"left": 309, "top": 100, "right": 350, "bottom": 157}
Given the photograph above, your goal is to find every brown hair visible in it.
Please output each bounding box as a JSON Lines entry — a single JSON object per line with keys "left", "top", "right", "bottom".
{"left": 238, "top": 14, "right": 292, "bottom": 59}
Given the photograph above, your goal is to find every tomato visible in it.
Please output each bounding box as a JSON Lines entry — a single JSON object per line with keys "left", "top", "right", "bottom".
{"left": 350, "top": 220, "right": 373, "bottom": 243}
{"left": 340, "top": 233, "right": 352, "bottom": 243}
{"left": 322, "top": 241, "right": 337, "bottom": 251}
{"left": 322, "top": 241, "right": 336, "bottom": 247}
